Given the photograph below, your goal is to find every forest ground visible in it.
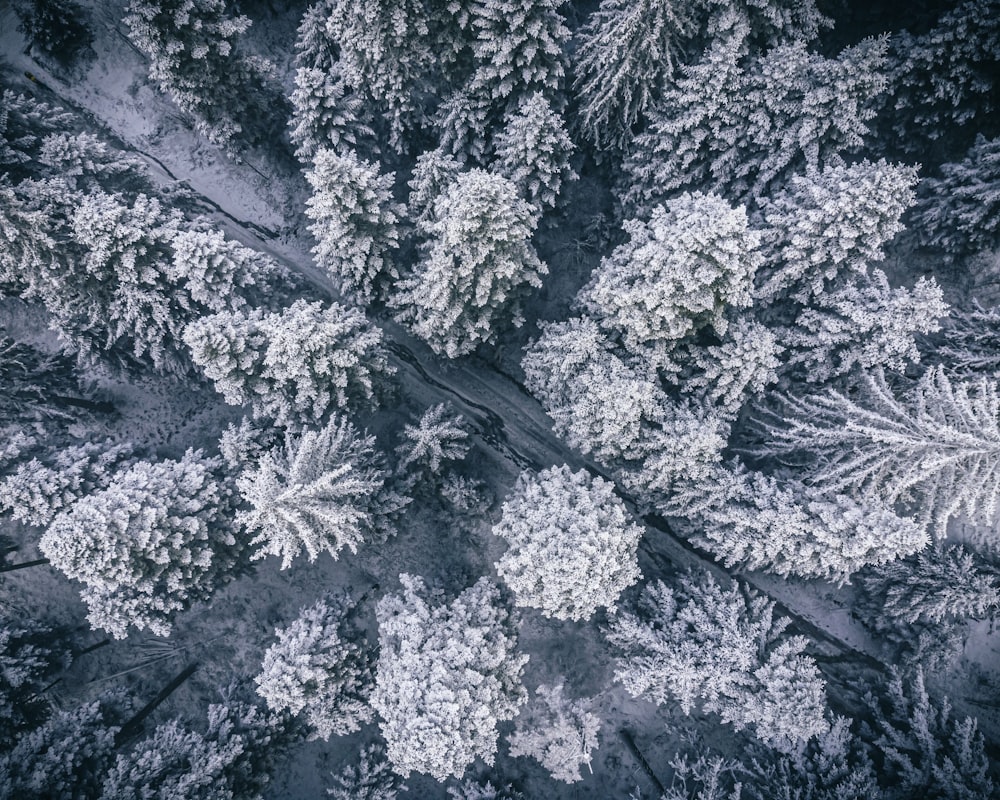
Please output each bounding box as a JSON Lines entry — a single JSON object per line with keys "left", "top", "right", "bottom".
{"left": 1, "top": 1, "right": 999, "bottom": 796}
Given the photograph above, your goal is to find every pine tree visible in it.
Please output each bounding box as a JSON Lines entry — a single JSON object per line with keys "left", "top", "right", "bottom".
{"left": 38, "top": 131, "right": 146, "bottom": 194}
{"left": 0, "top": 89, "right": 73, "bottom": 178}
{"left": 752, "top": 367, "right": 1000, "bottom": 537}
{"left": 184, "top": 299, "right": 394, "bottom": 429}
{"left": 327, "top": 743, "right": 405, "bottom": 800}
{"left": 255, "top": 595, "right": 374, "bottom": 740}
{"left": 406, "top": 149, "right": 464, "bottom": 226}
{"left": 39, "top": 451, "right": 239, "bottom": 639}
{"left": 447, "top": 780, "right": 526, "bottom": 800}
{"left": 123, "top": 0, "right": 274, "bottom": 151}
{"left": 606, "top": 572, "right": 829, "bottom": 752}
{"left": 327, "top": 0, "right": 467, "bottom": 150}
{"left": 0, "top": 179, "right": 59, "bottom": 292}
{"left": 167, "top": 226, "right": 286, "bottom": 314}
{"left": 687, "top": 318, "right": 782, "bottom": 418}
{"left": 571, "top": 0, "right": 701, "bottom": 151}
{"left": 395, "top": 402, "right": 472, "bottom": 478}
{"left": 747, "top": 716, "right": 882, "bottom": 800}
{"left": 666, "top": 461, "right": 929, "bottom": 583}
{"left": 0, "top": 617, "right": 69, "bottom": 749}
{"left": 622, "top": 30, "right": 888, "bottom": 209}
{"left": 881, "top": 0, "right": 1000, "bottom": 155}
{"left": 12, "top": 0, "right": 92, "bottom": 63}
{"left": 0, "top": 439, "right": 135, "bottom": 527}
{"left": 393, "top": 169, "right": 546, "bottom": 357}
{"left": 754, "top": 160, "right": 919, "bottom": 302}
{"left": 507, "top": 683, "right": 600, "bottom": 783}
{"left": 0, "top": 692, "right": 126, "bottom": 800}
{"left": 866, "top": 669, "right": 995, "bottom": 800}
{"left": 782, "top": 271, "right": 947, "bottom": 383}
{"left": 491, "top": 92, "right": 575, "bottom": 214}
{"left": 237, "top": 418, "right": 406, "bottom": 569}
{"left": 928, "top": 301, "right": 1000, "bottom": 378}
{"left": 910, "top": 134, "right": 1000, "bottom": 258}
{"left": 288, "top": 0, "right": 373, "bottom": 161}
{"left": 99, "top": 700, "right": 297, "bottom": 800}
{"left": 858, "top": 544, "right": 1000, "bottom": 628}
{"left": 493, "top": 465, "right": 642, "bottom": 621}
{"left": 659, "top": 752, "right": 744, "bottom": 800}
{"left": 371, "top": 575, "right": 528, "bottom": 780}
{"left": 305, "top": 148, "right": 402, "bottom": 304}
{"left": 578, "top": 193, "right": 760, "bottom": 372}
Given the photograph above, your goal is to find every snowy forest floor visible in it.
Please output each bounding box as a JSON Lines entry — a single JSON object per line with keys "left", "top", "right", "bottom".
{"left": 2, "top": 0, "right": 1000, "bottom": 796}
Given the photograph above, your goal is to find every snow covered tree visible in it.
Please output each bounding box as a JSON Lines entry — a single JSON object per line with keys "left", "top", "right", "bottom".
{"left": 99, "top": 699, "right": 297, "bottom": 800}
{"left": 752, "top": 367, "right": 1000, "bottom": 537}
{"left": 0, "top": 617, "right": 69, "bottom": 749}
{"left": 621, "top": 30, "right": 888, "bottom": 209}
{"left": 305, "top": 149, "right": 402, "bottom": 304}
{"left": 866, "top": 669, "right": 995, "bottom": 800}
{"left": 0, "top": 179, "right": 58, "bottom": 292}
{"left": 881, "top": 0, "right": 1000, "bottom": 155}
{"left": 255, "top": 594, "right": 374, "bottom": 739}
{"left": 910, "top": 135, "right": 1000, "bottom": 258}
{"left": 327, "top": 0, "right": 467, "bottom": 150}
{"left": 395, "top": 402, "right": 472, "bottom": 479}
{"left": 406, "top": 149, "right": 463, "bottom": 226}
{"left": 39, "top": 450, "right": 239, "bottom": 639}
{"left": 579, "top": 194, "right": 759, "bottom": 370}
{"left": 657, "top": 752, "right": 744, "bottom": 800}
{"left": 0, "top": 439, "right": 135, "bottom": 527}
{"left": 371, "top": 575, "right": 528, "bottom": 781}
{"left": 606, "top": 572, "right": 829, "bottom": 752}
{"left": 507, "top": 682, "right": 600, "bottom": 783}
{"left": 238, "top": 418, "right": 406, "bottom": 569}
{"left": 393, "top": 169, "right": 546, "bottom": 358}
{"left": 38, "top": 131, "right": 146, "bottom": 194}
{"left": 123, "top": 0, "right": 273, "bottom": 151}
{"left": 0, "top": 692, "right": 126, "bottom": 800}
{"left": 571, "top": 0, "right": 700, "bottom": 151}
{"left": 327, "top": 743, "right": 406, "bottom": 800}
{"left": 666, "top": 461, "right": 929, "bottom": 583}
{"left": 782, "top": 272, "right": 947, "bottom": 383}
{"left": 168, "top": 226, "right": 286, "bottom": 314}
{"left": 858, "top": 544, "right": 1000, "bottom": 628}
{"left": 492, "top": 465, "right": 642, "bottom": 621}
{"left": 687, "top": 318, "right": 782, "bottom": 418}
{"left": 67, "top": 190, "right": 191, "bottom": 373}
{"left": 0, "top": 89, "right": 73, "bottom": 177}
{"left": 289, "top": 0, "right": 373, "bottom": 161}
{"left": 466, "top": 0, "right": 568, "bottom": 103}
{"left": 491, "top": 93, "right": 575, "bottom": 213}
{"left": 747, "top": 716, "right": 881, "bottom": 800}
{"left": 928, "top": 301, "right": 1000, "bottom": 378}
{"left": 447, "top": 780, "right": 525, "bottom": 800}
{"left": 184, "top": 299, "right": 394, "bottom": 429}
{"left": 754, "top": 160, "right": 919, "bottom": 302}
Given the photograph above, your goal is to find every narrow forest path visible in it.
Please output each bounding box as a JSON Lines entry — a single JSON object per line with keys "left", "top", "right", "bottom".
{"left": 3, "top": 13, "right": 998, "bottom": 750}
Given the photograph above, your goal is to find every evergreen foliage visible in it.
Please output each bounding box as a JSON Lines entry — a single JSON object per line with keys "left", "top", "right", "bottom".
{"left": 910, "top": 134, "right": 1000, "bottom": 258}
{"left": 866, "top": 670, "right": 995, "bottom": 800}
{"left": 507, "top": 682, "right": 600, "bottom": 783}
{"left": 123, "top": 0, "right": 274, "bottom": 151}
{"left": 393, "top": 169, "right": 546, "bottom": 357}
{"left": 606, "top": 572, "right": 829, "bottom": 752}
{"left": 622, "top": 29, "right": 888, "bottom": 209}
{"left": 666, "top": 462, "right": 928, "bottom": 583}
{"left": 12, "top": 0, "right": 91, "bottom": 62}
{"left": 492, "top": 465, "right": 642, "bottom": 621}
{"left": 754, "top": 160, "right": 919, "bottom": 302}
{"left": 39, "top": 451, "right": 239, "bottom": 638}
{"left": 238, "top": 418, "right": 406, "bottom": 569}
{"left": 406, "top": 149, "right": 463, "bottom": 226}
{"left": 752, "top": 367, "right": 1000, "bottom": 537}
{"left": 327, "top": 743, "right": 405, "bottom": 800}
{"left": 99, "top": 700, "right": 297, "bottom": 800}
{"left": 395, "top": 402, "right": 472, "bottom": 478}
{"left": 184, "top": 299, "right": 394, "bottom": 429}
{"left": 0, "top": 692, "right": 126, "bottom": 800}
{"left": 255, "top": 594, "right": 374, "bottom": 739}
{"left": 491, "top": 93, "right": 575, "bottom": 213}
{"left": 371, "top": 575, "right": 528, "bottom": 780}
{"left": 0, "top": 617, "right": 69, "bottom": 749}
{"left": 304, "top": 149, "right": 402, "bottom": 303}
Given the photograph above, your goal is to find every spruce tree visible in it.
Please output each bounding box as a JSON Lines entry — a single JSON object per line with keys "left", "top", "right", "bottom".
{"left": 39, "top": 451, "right": 239, "bottom": 639}
{"left": 393, "top": 169, "right": 546, "bottom": 358}
{"left": 371, "top": 575, "right": 528, "bottom": 780}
